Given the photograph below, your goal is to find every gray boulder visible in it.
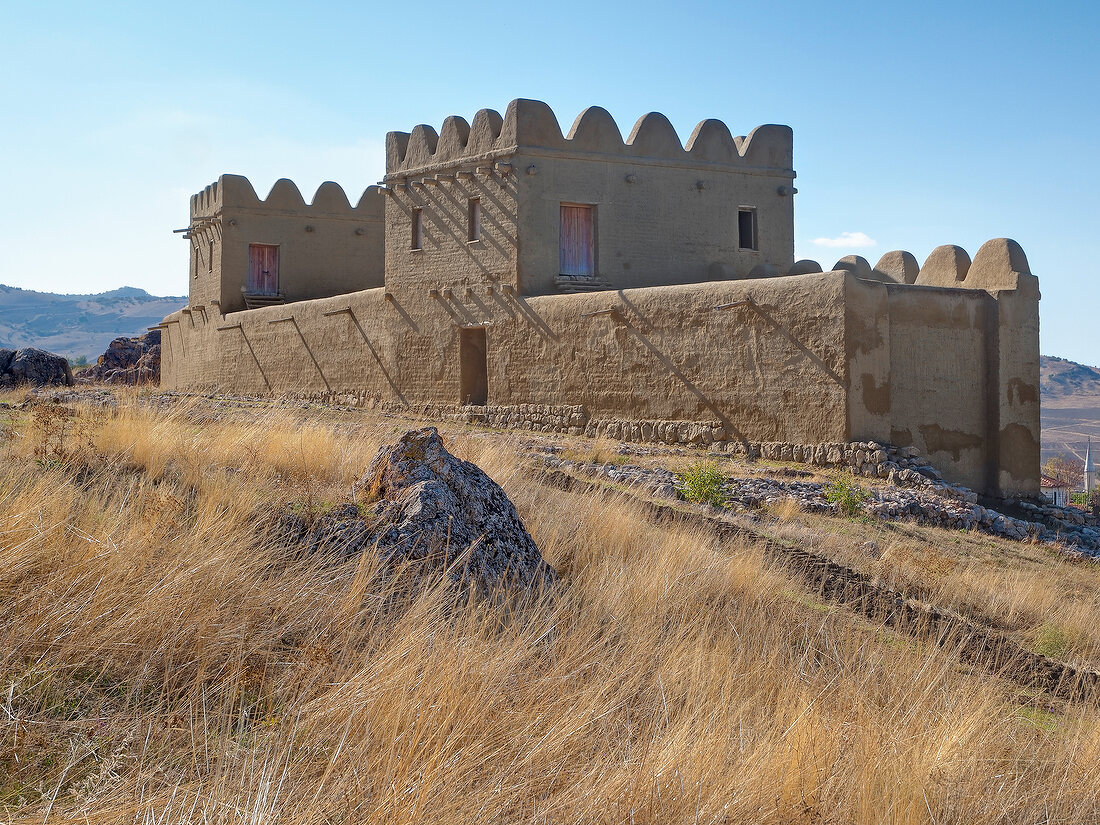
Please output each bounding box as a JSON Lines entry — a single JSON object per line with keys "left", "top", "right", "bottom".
{"left": 285, "top": 427, "right": 556, "bottom": 592}
{"left": 78, "top": 330, "right": 161, "bottom": 385}
{"left": 3, "top": 347, "right": 73, "bottom": 386}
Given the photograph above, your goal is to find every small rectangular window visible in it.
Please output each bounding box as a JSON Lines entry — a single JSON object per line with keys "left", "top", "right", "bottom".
{"left": 208, "top": 240, "right": 214, "bottom": 271}
{"left": 467, "top": 198, "right": 481, "bottom": 242}
{"left": 411, "top": 208, "right": 423, "bottom": 250}
{"left": 738, "top": 208, "right": 757, "bottom": 251}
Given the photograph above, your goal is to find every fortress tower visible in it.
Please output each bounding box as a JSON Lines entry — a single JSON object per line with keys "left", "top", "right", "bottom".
{"left": 382, "top": 99, "right": 796, "bottom": 300}
{"left": 183, "top": 175, "right": 384, "bottom": 315}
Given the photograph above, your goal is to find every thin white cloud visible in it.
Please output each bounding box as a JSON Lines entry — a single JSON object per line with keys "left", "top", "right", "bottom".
{"left": 812, "top": 231, "right": 877, "bottom": 249}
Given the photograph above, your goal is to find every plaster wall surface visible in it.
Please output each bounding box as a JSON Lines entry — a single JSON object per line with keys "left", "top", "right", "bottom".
{"left": 844, "top": 275, "right": 892, "bottom": 444}
{"left": 160, "top": 262, "right": 1038, "bottom": 496}
{"left": 883, "top": 284, "right": 993, "bottom": 493}
{"left": 513, "top": 147, "right": 794, "bottom": 295}
{"left": 383, "top": 173, "right": 519, "bottom": 300}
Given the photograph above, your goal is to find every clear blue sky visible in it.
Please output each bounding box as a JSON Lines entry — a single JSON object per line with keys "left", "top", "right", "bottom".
{"left": 1, "top": 1, "right": 1097, "bottom": 363}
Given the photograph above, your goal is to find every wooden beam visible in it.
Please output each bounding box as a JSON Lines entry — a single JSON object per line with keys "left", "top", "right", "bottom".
{"left": 713, "top": 299, "right": 755, "bottom": 311}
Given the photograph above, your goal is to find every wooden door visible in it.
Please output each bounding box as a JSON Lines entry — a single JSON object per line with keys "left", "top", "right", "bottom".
{"left": 247, "top": 244, "right": 279, "bottom": 295}
{"left": 559, "top": 205, "right": 594, "bottom": 277}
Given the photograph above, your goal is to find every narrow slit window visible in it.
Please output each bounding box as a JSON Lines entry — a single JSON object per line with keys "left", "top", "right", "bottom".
{"left": 208, "top": 240, "right": 214, "bottom": 271}
{"left": 738, "top": 208, "right": 757, "bottom": 251}
{"left": 411, "top": 208, "right": 423, "bottom": 250}
{"left": 467, "top": 198, "right": 481, "bottom": 242}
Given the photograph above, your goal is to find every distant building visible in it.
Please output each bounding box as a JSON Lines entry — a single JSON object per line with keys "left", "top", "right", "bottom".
{"left": 1086, "top": 438, "right": 1097, "bottom": 495}
{"left": 1041, "top": 475, "right": 1071, "bottom": 507}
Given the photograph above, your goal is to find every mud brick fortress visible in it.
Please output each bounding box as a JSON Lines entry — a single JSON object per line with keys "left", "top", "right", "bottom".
{"left": 160, "top": 99, "right": 1040, "bottom": 497}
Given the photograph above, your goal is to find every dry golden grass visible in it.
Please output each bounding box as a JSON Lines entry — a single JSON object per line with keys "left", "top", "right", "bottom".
{"left": 1, "top": 396, "right": 1100, "bottom": 823}
{"left": 763, "top": 502, "right": 1100, "bottom": 669}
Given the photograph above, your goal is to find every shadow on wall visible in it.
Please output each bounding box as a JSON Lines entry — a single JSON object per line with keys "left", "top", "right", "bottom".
{"left": 268, "top": 317, "right": 331, "bottom": 393}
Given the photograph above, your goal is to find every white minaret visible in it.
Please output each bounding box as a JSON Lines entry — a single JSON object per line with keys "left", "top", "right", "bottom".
{"left": 1086, "top": 438, "right": 1097, "bottom": 494}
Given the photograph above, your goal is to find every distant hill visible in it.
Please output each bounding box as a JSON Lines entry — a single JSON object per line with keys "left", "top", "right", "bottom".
{"left": 1041, "top": 355, "right": 1100, "bottom": 406}
{"left": 1040, "top": 355, "right": 1100, "bottom": 463}
{"left": 0, "top": 284, "right": 185, "bottom": 360}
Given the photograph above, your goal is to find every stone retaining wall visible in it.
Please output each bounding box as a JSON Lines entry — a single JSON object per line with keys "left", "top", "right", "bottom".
{"left": 367, "top": 401, "right": 965, "bottom": 498}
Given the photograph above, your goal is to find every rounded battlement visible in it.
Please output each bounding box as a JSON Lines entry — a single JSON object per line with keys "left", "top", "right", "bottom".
{"left": 189, "top": 175, "right": 383, "bottom": 219}
{"left": 384, "top": 98, "right": 794, "bottom": 176}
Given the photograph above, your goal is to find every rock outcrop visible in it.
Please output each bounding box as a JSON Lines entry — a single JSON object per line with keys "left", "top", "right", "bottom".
{"left": 78, "top": 330, "right": 160, "bottom": 385}
{"left": 0, "top": 347, "right": 73, "bottom": 387}
{"left": 285, "top": 427, "right": 556, "bottom": 591}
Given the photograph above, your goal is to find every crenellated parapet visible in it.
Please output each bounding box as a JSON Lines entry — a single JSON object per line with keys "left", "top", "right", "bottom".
{"left": 384, "top": 98, "right": 794, "bottom": 178}
{"left": 788, "top": 238, "right": 1033, "bottom": 294}
{"left": 190, "top": 174, "right": 383, "bottom": 221}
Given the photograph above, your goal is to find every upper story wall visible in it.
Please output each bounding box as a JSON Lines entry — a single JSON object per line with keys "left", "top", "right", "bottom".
{"left": 188, "top": 174, "right": 384, "bottom": 314}
{"left": 381, "top": 99, "right": 795, "bottom": 296}
{"left": 382, "top": 168, "right": 519, "bottom": 301}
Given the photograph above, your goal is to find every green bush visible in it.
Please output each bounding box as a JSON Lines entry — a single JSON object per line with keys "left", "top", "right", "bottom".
{"left": 824, "top": 473, "right": 870, "bottom": 518}
{"left": 678, "top": 461, "right": 727, "bottom": 508}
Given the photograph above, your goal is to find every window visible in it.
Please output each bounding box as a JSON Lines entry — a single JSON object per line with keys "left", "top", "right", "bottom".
{"left": 738, "top": 208, "right": 757, "bottom": 251}
{"left": 467, "top": 198, "right": 481, "bottom": 242}
{"left": 411, "top": 208, "right": 423, "bottom": 250}
{"left": 208, "top": 240, "right": 214, "bottom": 271}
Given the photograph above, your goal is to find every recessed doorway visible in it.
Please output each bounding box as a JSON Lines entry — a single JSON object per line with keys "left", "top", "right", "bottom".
{"left": 460, "top": 327, "right": 488, "bottom": 406}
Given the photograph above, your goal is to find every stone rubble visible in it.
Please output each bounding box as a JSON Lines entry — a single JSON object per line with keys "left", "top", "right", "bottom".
{"left": 527, "top": 451, "right": 1100, "bottom": 559}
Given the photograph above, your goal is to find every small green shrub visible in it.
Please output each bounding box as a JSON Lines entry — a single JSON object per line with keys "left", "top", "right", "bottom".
{"left": 824, "top": 473, "right": 870, "bottom": 518}
{"left": 678, "top": 461, "right": 727, "bottom": 508}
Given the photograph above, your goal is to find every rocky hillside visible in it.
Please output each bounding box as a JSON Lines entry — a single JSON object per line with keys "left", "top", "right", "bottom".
{"left": 1041, "top": 355, "right": 1100, "bottom": 405}
{"left": 1039, "top": 355, "right": 1100, "bottom": 462}
{"left": 0, "top": 284, "right": 185, "bottom": 361}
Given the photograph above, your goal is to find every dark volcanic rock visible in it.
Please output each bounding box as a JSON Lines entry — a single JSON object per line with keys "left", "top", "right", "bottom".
{"left": 79, "top": 330, "right": 160, "bottom": 385}
{"left": 286, "top": 427, "right": 556, "bottom": 592}
{"left": 1, "top": 347, "right": 74, "bottom": 387}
